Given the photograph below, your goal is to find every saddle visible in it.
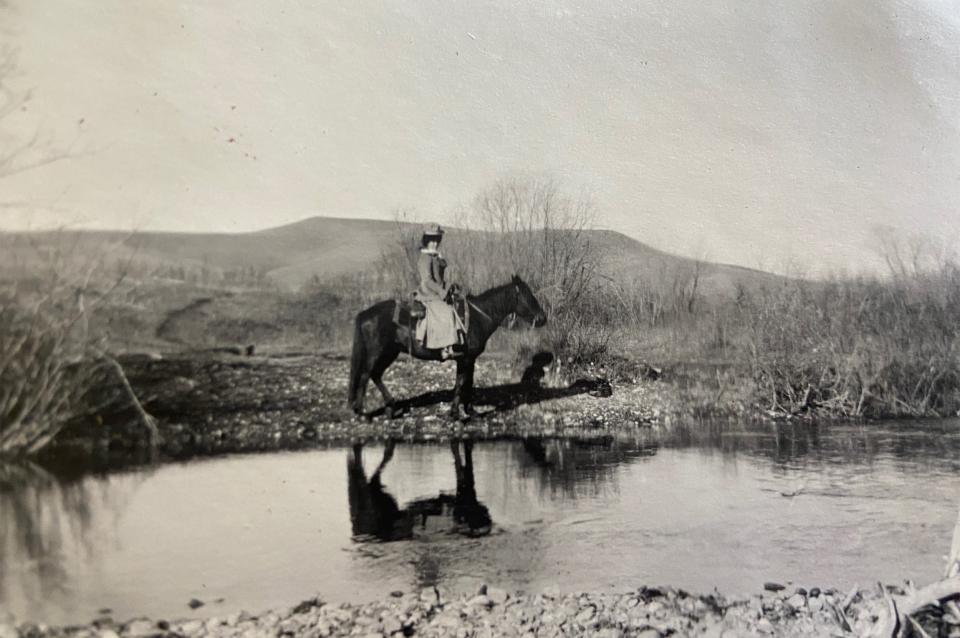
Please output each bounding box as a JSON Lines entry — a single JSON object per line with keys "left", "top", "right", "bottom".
{"left": 393, "top": 292, "right": 469, "bottom": 348}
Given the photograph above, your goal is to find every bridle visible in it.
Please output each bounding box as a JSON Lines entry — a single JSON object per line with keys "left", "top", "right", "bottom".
{"left": 466, "top": 282, "right": 524, "bottom": 328}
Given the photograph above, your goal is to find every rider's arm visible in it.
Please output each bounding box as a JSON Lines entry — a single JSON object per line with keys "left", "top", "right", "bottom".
{"left": 418, "top": 252, "right": 447, "bottom": 296}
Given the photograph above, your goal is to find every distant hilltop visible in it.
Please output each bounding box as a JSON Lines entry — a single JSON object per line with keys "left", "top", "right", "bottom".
{"left": 0, "top": 216, "right": 784, "bottom": 297}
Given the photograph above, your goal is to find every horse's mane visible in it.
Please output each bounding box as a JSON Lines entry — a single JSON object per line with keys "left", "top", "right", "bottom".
{"left": 468, "top": 280, "right": 517, "bottom": 307}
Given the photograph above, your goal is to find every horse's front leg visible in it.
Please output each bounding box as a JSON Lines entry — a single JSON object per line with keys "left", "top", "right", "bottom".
{"left": 462, "top": 359, "right": 476, "bottom": 416}
{"left": 450, "top": 359, "right": 470, "bottom": 420}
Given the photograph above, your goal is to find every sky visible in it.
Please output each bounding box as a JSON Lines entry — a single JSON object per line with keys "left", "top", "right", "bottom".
{"left": 2, "top": 0, "right": 959, "bottom": 275}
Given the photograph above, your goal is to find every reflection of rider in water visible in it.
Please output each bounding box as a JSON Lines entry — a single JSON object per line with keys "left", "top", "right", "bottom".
{"left": 346, "top": 441, "right": 413, "bottom": 541}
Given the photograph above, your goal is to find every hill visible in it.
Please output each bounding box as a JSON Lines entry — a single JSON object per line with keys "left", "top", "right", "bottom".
{"left": 0, "top": 217, "right": 785, "bottom": 297}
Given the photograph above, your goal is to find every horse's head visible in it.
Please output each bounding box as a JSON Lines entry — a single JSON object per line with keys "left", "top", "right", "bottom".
{"left": 511, "top": 275, "right": 548, "bottom": 327}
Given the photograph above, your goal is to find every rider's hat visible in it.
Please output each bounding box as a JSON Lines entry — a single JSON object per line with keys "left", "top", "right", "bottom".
{"left": 422, "top": 222, "right": 444, "bottom": 239}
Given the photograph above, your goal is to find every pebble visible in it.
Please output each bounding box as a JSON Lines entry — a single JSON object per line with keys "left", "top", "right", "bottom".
{"left": 487, "top": 587, "right": 509, "bottom": 605}
{"left": 763, "top": 582, "right": 786, "bottom": 592}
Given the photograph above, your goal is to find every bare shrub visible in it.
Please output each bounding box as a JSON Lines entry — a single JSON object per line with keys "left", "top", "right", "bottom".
{"left": 742, "top": 265, "right": 960, "bottom": 418}
{"left": 0, "top": 234, "right": 159, "bottom": 457}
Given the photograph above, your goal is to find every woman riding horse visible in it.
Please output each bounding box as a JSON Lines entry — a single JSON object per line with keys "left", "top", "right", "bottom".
{"left": 416, "top": 223, "right": 461, "bottom": 360}
{"left": 349, "top": 252, "right": 547, "bottom": 420}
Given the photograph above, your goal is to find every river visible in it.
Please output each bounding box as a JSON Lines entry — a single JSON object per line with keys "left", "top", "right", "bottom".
{"left": 2, "top": 419, "right": 959, "bottom": 624}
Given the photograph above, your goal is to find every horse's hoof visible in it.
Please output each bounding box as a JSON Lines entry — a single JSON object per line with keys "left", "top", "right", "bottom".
{"left": 449, "top": 406, "right": 471, "bottom": 422}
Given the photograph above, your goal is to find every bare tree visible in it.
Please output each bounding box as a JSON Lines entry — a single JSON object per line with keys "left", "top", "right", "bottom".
{"left": 450, "top": 176, "right": 600, "bottom": 312}
{"left": 872, "top": 225, "right": 953, "bottom": 281}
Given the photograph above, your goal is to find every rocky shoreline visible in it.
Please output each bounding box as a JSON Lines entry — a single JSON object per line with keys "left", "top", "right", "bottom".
{"left": 2, "top": 583, "right": 901, "bottom": 638}
{"left": 46, "top": 352, "right": 678, "bottom": 466}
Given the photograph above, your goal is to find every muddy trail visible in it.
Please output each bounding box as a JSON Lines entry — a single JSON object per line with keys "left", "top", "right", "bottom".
{"left": 46, "top": 352, "right": 672, "bottom": 466}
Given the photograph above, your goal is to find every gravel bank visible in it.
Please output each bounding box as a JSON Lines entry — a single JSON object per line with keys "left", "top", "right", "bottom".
{"left": 2, "top": 583, "right": 905, "bottom": 638}
{"left": 47, "top": 353, "right": 675, "bottom": 464}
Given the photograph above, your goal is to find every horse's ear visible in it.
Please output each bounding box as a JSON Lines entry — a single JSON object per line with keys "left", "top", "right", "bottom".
{"left": 512, "top": 274, "right": 521, "bottom": 284}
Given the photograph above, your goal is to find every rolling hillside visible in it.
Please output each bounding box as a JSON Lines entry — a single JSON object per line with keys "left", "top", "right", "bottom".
{"left": 0, "top": 217, "right": 785, "bottom": 297}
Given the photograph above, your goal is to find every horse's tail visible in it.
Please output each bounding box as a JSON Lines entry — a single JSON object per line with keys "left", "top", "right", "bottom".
{"left": 348, "top": 314, "right": 366, "bottom": 409}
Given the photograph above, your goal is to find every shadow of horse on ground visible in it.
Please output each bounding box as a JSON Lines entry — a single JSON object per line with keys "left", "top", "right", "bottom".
{"left": 368, "top": 352, "right": 612, "bottom": 419}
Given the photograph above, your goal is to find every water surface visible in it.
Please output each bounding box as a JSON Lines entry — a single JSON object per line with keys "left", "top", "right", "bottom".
{"left": 3, "top": 419, "right": 959, "bottom": 624}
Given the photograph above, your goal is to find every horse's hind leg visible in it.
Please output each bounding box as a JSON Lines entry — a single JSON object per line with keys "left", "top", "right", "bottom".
{"left": 353, "top": 371, "right": 371, "bottom": 417}
{"left": 371, "top": 346, "right": 402, "bottom": 418}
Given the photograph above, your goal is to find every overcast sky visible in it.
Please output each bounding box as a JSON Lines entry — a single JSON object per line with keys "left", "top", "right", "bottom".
{"left": 3, "top": 0, "right": 959, "bottom": 275}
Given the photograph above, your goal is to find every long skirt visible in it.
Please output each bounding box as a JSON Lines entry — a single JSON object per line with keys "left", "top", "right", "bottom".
{"left": 416, "top": 300, "right": 459, "bottom": 349}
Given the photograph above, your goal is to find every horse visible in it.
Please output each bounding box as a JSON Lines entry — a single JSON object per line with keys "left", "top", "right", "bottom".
{"left": 348, "top": 275, "right": 547, "bottom": 420}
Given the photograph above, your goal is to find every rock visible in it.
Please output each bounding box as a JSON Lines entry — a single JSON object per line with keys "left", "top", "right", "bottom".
{"left": 432, "top": 612, "right": 461, "bottom": 629}
{"left": 487, "top": 588, "right": 509, "bottom": 605}
{"left": 279, "top": 617, "right": 303, "bottom": 635}
{"left": 380, "top": 614, "right": 402, "bottom": 635}
{"left": 786, "top": 594, "right": 806, "bottom": 610}
{"left": 390, "top": 591, "right": 404, "bottom": 598}
{"left": 809, "top": 587, "right": 821, "bottom": 598}
{"left": 574, "top": 607, "right": 596, "bottom": 624}
{"left": 757, "top": 617, "right": 775, "bottom": 633}
{"left": 123, "top": 619, "right": 157, "bottom": 638}
{"left": 468, "top": 594, "right": 492, "bottom": 609}
{"left": 763, "top": 582, "right": 786, "bottom": 592}
{"left": 808, "top": 597, "right": 825, "bottom": 613}
{"left": 179, "top": 620, "right": 205, "bottom": 635}
{"left": 542, "top": 584, "right": 561, "bottom": 599}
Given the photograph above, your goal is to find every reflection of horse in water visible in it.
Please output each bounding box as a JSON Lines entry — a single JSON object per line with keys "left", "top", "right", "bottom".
{"left": 346, "top": 440, "right": 492, "bottom": 542}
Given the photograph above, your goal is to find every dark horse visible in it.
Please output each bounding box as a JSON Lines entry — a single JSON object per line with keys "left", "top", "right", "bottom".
{"left": 349, "top": 275, "right": 547, "bottom": 419}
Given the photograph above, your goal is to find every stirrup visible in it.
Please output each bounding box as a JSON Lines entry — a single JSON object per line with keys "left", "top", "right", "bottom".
{"left": 441, "top": 346, "right": 462, "bottom": 360}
